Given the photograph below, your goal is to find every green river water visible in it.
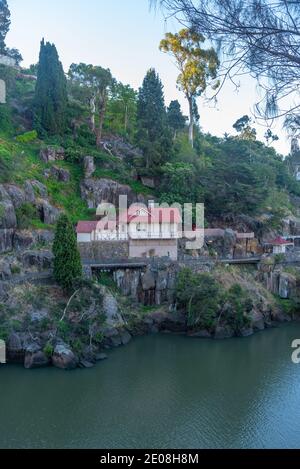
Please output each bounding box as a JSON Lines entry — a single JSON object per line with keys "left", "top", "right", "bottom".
{"left": 1, "top": 324, "right": 300, "bottom": 448}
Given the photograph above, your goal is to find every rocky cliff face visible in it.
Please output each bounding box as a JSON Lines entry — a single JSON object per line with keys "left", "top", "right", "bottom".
{"left": 80, "top": 177, "right": 152, "bottom": 209}
{"left": 0, "top": 181, "right": 59, "bottom": 253}
{"left": 258, "top": 258, "right": 300, "bottom": 300}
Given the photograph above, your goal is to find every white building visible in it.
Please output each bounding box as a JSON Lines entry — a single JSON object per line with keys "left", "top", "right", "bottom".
{"left": 76, "top": 202, "right": 182, "bottom": 260}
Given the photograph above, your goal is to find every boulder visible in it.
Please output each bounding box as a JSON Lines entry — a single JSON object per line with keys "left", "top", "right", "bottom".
{"left": 120, "top": 329, "right": 132, "bottom": 345}
{"left": 214, "top": 325, "right": 235, "bottom": 339}
{"left": 13, "top": 230, "right": 35, "bottom": 251}
{"left": 0, "top": 260, "right": 11, "bottom": 280}
{"left": 28, "top": 180, "right": 48, "bottom": 198}
{"left": 21, "top": 250, "right": 54, "bottom": 270}
{"left": 24, "top": 350, "right": 49, "bottom": 369}
{"left": 0, "top": 185, "right": 17, "bottom": 230}
{"left": 7, "top": 332, "right": 23, "bottom": 353}
{"left": 4, "top": 185, "right": 26, "bottom": 208}
{"left": 52, "top": 343, "right": 78, "bottom": 370}
{"left": 0, "top": 229, "right": 14, "bottom": 253}
{"left": 36, "top": 230, "right": 55, "bottom": 245}
{"left": 24, "top": 181, "right": 35, "bottom": 203}
{"left": 38, "top": 200, "right": 60, "bottom": 225}
{"left": 79, "top": 360, "right": 94, "bottom": 368}
{"left": 249, "top": 310, "right": 265, "bottom": 330}
{"left": 102, "top": 327, "right": 123, "bottom": 347}
{"left": 40, "top": 146, "right": 65, "bottom": 163}
{"left": 102, "top": 290, "right": 125, "bottom": 327}
{"left": 100, "top": 136, "right": 143, "bottom": 161}
{"left": 239, "top": 327, "right": 254, "bottom": 337}
{"left": 45, "top": 166, "right": 70, "bottom": 182}
{"left": 29, "top": 308, "right": 49, "bottom": 323}
{"left": 80, "top": 177, "right": 151, "bottom": 209}
{"left": 83, "top": 156, "right": 95, "bottom": 178}
{"left": 147, "top": 310, "right": 186, "bottom": 332}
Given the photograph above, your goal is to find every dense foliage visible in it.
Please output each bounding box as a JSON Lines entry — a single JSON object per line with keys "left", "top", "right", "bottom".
{"left": 0, "top": 0, "right": 10, "bottom": 53}
{"left": 53, "top": 214, "right": 82, "bottom": 290}
{"left": 34, "top": 39, "right": 68, "bottom": 136}
{"left": 136, "top": 68, "right": 172, "bottom": 171}
{"left": 176, "top": 268, "right": 253, "bottom": 331}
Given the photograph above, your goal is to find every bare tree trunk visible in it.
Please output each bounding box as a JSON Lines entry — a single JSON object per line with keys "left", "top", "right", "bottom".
{"left": 60, "top": 289, "right": 80, "bottom": 322}
{"left": 96, "top": 93, "right": 107, "bottom": 148}
{"left": 89, "top": 96, "right": 96, "bottom": 132}
{"left": 188, "top": 97, "right": 194, "bottom": 148}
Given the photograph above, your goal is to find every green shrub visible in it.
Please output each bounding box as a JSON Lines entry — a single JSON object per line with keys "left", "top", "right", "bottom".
{"left": 176, "top": 268, "right": 221, "bottom": 330}
{"left": 15, "top": 202, "right": 39, "bottom": 229}
{"left": 43, "top": 342, "right": 54, "bottom": 358}
{"left": 274, "top": 253, "right": 285, "bottom": 264}
{"left": 11, "top": 264, "right": 21, "bottom": 275}
{"left": 221, "top": 284, "right": 253, "bottom": 331}
{"left": 16, "top": 130, "right": 38, "bottom": 143}
{"left": 94, "top": 332, "right": 104, "bottom": 344}
{"left": 64, "top": 146, "right": 83, "bottom": 163}
{"left": 56, "top": 320, "right": 71, "bottom": 340}
{"left": 71, "top": 338, "right": 83, "bottom": 355}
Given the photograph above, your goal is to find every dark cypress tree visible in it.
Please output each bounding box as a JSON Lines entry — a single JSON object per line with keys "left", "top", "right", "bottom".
{"left": 167, "top": 100, "right": 186, "bottom": 139}
{"left": 136, "top": 68, "right": 172, "bottom": 170}
{"left": 34, "top": 39, "right": 68, "bottom": 135}
{"left": 0, "top": 0, "right": 10, "bottom": 54}
{"left": 53, "top": 214, "right": 82, "bottom": 291}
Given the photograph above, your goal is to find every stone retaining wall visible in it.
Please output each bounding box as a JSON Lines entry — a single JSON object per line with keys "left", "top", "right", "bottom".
{"left": 78, "top": 240, "right": 129, "bottom": 261}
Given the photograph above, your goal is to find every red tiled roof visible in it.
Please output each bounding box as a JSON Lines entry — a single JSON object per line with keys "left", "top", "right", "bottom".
{"left": 269, "top": 236, "right": 292, "bottom": 245}
{"left": 76, "top": 221, "right": 98, "bottom": 233}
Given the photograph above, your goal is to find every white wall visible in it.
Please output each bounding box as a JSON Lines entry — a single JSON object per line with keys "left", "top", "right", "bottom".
{"left": 128, "top": 222, "right": 178, "bottom": 239}
{"left": 77, "top": 233, "right": 92, "bottom": 242}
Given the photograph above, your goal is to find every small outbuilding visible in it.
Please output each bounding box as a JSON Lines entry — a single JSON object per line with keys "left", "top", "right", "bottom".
{"left": 268, "top": 236, "right": 294, "bottom": 254}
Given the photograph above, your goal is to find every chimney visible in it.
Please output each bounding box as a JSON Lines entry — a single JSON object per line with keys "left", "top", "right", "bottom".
{"left": 148, "top": 200, "right": 155, "bottom": 210}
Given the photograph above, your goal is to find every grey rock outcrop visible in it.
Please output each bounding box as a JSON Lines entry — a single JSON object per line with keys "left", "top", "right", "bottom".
{"left": 38, "top": 200, "right": 60, "bottom": 224}
{"left": 24, "top": 181, "right": 35, "bottom": 203}
{"left": 80, "top": 177, "right": 151, "bottom": 209}
{"left": 44, "top": 166, "right": 70, "bottom": 182}
{"left": 0, "top": 229, "right": 14, "bottom": 253}
{"left": 100, "top": 135, "right": 143, "bottom": 161}
{"left": 0, "top": 185, "right": 17, "bottom": 229}
{"left": 52, "top": 343, "right": 78, "bottom": 370}
{"left": 24, "top": 349, "right": 49, "bottom": 369}
{"left": 4, "top": 185, "right": 26, "bottom": 208}
{"left": 21, "top": 250, "right": 54, "bottom": 270}
{"left": 13, "top": 230, "right": 35, "bottom": 250}
{"left": 40, "top": 146, "right": 65, "bottom": 163}
{"left": 214, "top": 325, "right": 235, "bottom": 339}
{"left": 102, "top": 290, "right": 124, "bottom": 327}
{"left": 83, "top": 156, "right": 95, "bottom": 178}
{"left": 28, "top": 180, "right": 48, "bottom": 198}
{"left": 279, "top": 273, "right": 296, "bottom": 299}
{"left": 0, "top": 260, "right": 11, "bottom": 280}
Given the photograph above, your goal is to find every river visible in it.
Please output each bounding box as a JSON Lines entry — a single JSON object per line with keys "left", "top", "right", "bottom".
{"left": 1, "top": 324, "right": 300, "bottom": 449}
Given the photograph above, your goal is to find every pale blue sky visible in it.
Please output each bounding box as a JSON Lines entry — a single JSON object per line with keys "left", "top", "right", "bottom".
{"left": 7, "top": 0, "right": 289, "bottom": 154}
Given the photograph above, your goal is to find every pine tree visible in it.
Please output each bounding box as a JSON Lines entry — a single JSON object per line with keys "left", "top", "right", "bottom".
{"left": 167, "top": 100, "right": 186, "bottom": 139}
{"left": 0, "top": 0, "right": 10, "bottom": 54}
{"left": 136, "top": 68, "right": 172, "bottom": 170}
{"left": 34, "top": 39, "right": 68, "bottom": 135}
{"left": 53, "top": 214, "right": 82, "bottom": 291}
